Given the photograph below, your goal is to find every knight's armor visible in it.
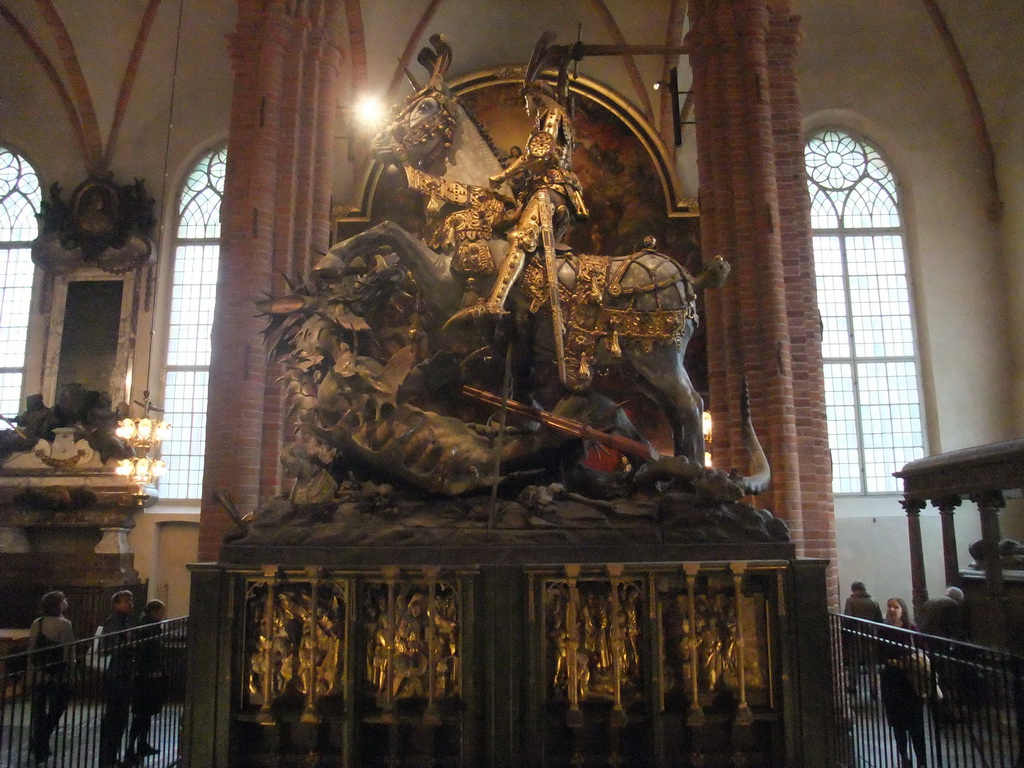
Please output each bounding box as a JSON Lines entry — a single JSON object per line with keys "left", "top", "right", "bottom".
{"left": 447, "top": 90, "right": 587, "bottom": 324}
{"left": 489, "top": 100, "right": 588, "bottom": 221}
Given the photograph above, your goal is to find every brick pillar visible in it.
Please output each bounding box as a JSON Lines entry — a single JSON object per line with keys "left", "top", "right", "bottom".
{"left": 260, "top": 8, "right": 303, "bottom": 503}
{"left": 766, "top": 11, "right": 837, "bottom": 589}
{"left": 689, "top": 0, "right": 804, "bottom": 546}
{"left": 198, "top": 0, "right": 341, "bottom": 560}
{"left": 288, "top": 10, "right": 315, "bottom": 276}
{"left": 310, "top": 4, "right": 343, "bottom": 264}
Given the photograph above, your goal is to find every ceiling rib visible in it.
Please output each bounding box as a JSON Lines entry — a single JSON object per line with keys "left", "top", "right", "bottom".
{"left": 36, "top": 0, "right": 103, "bottom": 172}
{"left": 0, "top": 5, "right": 89, "bottom": 167}
{"left": 919, "top": 0, "right": 1001, "bottom": 220}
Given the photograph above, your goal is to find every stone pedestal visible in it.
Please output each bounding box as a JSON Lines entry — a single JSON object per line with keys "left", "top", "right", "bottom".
{"left": 183, "top": 523, "right": 833, "bottom": 768}
{"left": 0, "top": 447, "right": 145, "bottom": 632}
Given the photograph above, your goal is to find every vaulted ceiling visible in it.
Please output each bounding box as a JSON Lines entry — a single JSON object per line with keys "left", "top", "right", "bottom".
{"left": 1, "top": 0, "right": 1020, "bottom": 208}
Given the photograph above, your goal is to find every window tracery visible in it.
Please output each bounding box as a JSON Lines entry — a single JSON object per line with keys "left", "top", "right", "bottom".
{"left": 805, "top": 129, "right": 924, "bottom": 494}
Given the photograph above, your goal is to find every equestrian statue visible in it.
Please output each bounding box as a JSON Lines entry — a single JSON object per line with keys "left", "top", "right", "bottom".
{"left": 248, "top": 34, "right": 777, "bottom": 539}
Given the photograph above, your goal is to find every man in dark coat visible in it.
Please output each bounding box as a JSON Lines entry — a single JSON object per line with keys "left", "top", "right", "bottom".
{"left": 844, "top": 581, "right": 884, "bottom": 622}
{"left": 917, "top": 586, "right": 966, "bottom": 640}
{"left": 842, "top": 581, "right": 883, "bottom": 696}
{"left": 98, "top": 591, "right": 136, "bottom": 768}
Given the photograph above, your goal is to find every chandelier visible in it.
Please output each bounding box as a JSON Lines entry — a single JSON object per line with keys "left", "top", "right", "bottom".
{"left": 115, "top": 392, "right": 170, "bottom": 492}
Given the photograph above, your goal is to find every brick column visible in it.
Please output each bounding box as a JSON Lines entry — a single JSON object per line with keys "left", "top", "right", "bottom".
{"left": 198, "top": 0, "right": 341, "bottom": 560}
{"left": 766, "top": 10, "right": 836, "bottom": 585}
{"left": 288, "top": 10, "right": 315, "bottom": 277}
{"left": 259, "top": 7, "right": 303, "bottom": 504}
{"left": 310, "top": 3, "right": 343, "bottom": 264}
{"left": 689, "top": 0, "right": 803, "bottom": 545}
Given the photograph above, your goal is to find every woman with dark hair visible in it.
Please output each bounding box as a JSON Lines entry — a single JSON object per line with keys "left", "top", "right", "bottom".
{"left": 126, "top": 600, "right": 168, "bottom": 764}
{"left": 27, "top": 590, "right": 75, "bottom": 764}
{"left": 879, "top": 597, "right": 927, "bottom": 768}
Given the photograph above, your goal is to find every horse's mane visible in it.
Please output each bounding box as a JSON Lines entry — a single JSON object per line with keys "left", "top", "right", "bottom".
{"left": 455, "top": 96, "right": 511, "bottom": 168}
{"left": 444, "top": 101, "right": 511, "bottom": 192}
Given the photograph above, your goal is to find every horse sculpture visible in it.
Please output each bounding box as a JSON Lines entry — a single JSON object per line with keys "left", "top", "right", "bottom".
{"left": 261, "top": 34, "right": 769, "bottom": 502}
{"left": 318, "top": 34, "right": 730, "bottom": 464}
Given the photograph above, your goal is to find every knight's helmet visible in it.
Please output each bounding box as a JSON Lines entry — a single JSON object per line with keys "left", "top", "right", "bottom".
{"left": 521, "top": 31, "right": 577, "bottom": 172}
{"left": 489, "top": 33, "right": 580, "bottom": 193}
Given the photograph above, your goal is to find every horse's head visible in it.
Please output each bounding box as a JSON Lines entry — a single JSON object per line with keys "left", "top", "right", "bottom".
{"left": 371, "top": 35, "right": 458, "bottom": 173}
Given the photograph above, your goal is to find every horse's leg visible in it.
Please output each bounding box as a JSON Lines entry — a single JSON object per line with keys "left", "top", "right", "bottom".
{"left": 504, "top": 297, "right": 538, "bottom": 405}
{"left": 626, "top": 339, "right": 704, "bottom": 462}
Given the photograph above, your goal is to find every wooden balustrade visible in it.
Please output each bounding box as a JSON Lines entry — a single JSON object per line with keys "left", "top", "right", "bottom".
{"left": 895, "top": 438, "right": 1024, "bottom": 650}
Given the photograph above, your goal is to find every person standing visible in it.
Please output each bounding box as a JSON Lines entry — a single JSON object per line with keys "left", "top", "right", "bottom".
{"left": 844, "top": 581, "right": 883, "bottom": 622}
{"left": 916, "top": 586, "right": 966, "bottom": 640}
{"left": 879, "top": 597, "right": 927, "bottom": 768}
{"left": 98, "top": 591, "right": 136, "bottom": 768}
{"left": 842, "top": 581, "right": 883, "bottom": 695}
{"left": 917, "top": 585, "right": 966, "bottom": 724}
{"left": 126, "top": 600, "right": 168, "bottom": 764}
{"left": 27, "top": 591, "right": 75, "bottom": 765}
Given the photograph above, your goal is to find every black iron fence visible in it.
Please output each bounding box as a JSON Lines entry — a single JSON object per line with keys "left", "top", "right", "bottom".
{"left": 0, "top": 616, "right": 188, "bottom": 768}
{"left": 831, "top": 613, "right": 1024, "bottom": 768}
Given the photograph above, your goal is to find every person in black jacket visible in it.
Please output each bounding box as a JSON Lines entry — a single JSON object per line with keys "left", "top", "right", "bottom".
{"left": 126, "top": 600, "right": 168, "bottom": 764}
{"left": 98, "top": 591, "right": 135, "bottom": 768}
{"left": 842, "top": 581, "right": 883, "bottom": 695}
{"left": 879, "top": 597, "right": 928, "bottom": 768}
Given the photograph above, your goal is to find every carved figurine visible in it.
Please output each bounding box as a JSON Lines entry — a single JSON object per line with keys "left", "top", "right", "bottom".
{"left": 432, "top": 586, "right": 459, "bottom": 697}
{"left": 366, "top": 590, "right": 393, "bottom": 698}
{"left": 619, "top": 583, "right": 642, "bottom": 680}
{"left": 446, "top": 39, "right": 587, "bottom": 358}
{"left": 392, "top": 592, "right": 429, "bottom": 698}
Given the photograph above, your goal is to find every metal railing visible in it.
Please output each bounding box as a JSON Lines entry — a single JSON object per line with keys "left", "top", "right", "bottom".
{"left": 831, "top": 613, "right": 1024, "bottom": 768}
{"left": 0, "top": 616, "right": 188, "bottom": 768}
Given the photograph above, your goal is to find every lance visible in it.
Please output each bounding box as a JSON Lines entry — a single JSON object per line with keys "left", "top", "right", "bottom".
{"left": 462, "top": 385, "right": 658, "bottom": 462}
{"left": 537, "top": 189, "right": 568, "bottom": 385}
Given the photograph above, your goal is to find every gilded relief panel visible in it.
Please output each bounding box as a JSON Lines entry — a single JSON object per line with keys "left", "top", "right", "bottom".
{"left": 658, "top": 569, "right": 773, "bottom": 720}
{"left": 362, "top": 578, "right": 461, "bottom": 707}
{"left": 542, "top": 576, "right": 646, "bottom": 711}
{"left": 243, "top": 572, "right": 350, "bottom": 717}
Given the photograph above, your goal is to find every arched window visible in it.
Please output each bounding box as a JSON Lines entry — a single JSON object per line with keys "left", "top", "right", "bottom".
{"left": 160, "top": 147, "right": 226, "bottom": 499}
{"left": 0, "top": 148, "right": 40, "bottom": 420}
{"left": 805, "top": 129, "right": 925, "bottom": 494}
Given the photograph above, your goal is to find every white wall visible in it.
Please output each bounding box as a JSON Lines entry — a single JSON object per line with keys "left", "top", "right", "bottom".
{"left": 128, "top": 506, "right": 200, "bottom": 620}
{"left": 798, "top": 0, "right": 1022, "bottom": 605}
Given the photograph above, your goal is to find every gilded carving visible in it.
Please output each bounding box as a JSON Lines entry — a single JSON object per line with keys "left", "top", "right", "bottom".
{"left": 660, "top": 576, "right": 769, "bottom": 710}
{"left": 244, "top": 576, "right": 348, "bottom": 715}
{"left": 544, "top": 577, "right": 644, "bottom": 705}
{"left": 363, "top": 578, "right": 461, "bottom": 706}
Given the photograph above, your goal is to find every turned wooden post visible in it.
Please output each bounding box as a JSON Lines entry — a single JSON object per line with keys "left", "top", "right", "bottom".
{"left": 933, "top": 495, "right": 963, "bottom": 589}
{"left": 901, "top": 497, "right": 928, "bottom": 610}
{"left": 971, "top": 490, "right": 1006, "bottom": 596}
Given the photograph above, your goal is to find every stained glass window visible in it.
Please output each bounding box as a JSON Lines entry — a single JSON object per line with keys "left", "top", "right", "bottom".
{"left": 160, "top": 147, "right": 225, "bottom": 499}
{"left": 0, "top": 149, "right": 40, "bottom": 421}
{"left": 805, "top": 129, "right": 925, "bottom": 493}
